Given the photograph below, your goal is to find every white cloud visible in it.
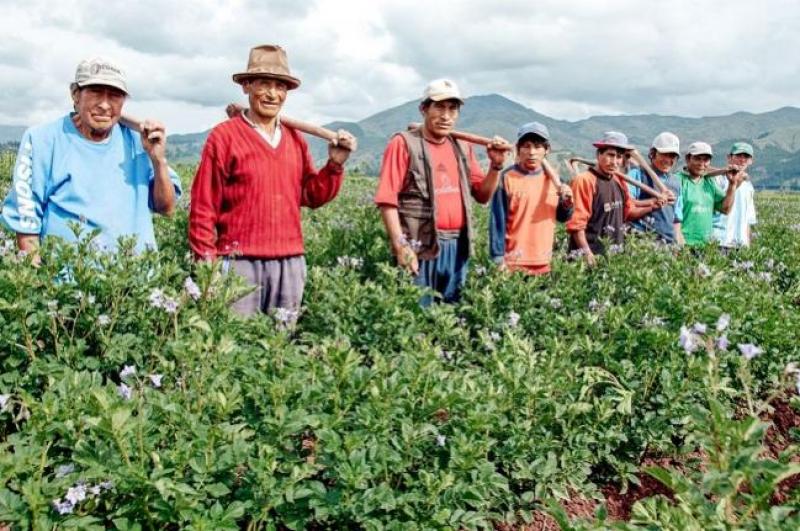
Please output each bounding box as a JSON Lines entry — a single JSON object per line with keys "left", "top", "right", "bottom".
{"left": 0, "top": 0, "right": 797, "bottom": 132}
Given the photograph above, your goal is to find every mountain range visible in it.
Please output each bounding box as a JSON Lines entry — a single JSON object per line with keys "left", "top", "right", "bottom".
{"left": 3, "top": 96, "right": 799, "bottom": 188}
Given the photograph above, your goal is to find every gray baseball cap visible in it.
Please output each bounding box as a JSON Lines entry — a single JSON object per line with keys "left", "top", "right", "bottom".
{"left": 687, "top": 141, "right": 713, "bottom": 156}
{"left": 517, "top": 121, "right": 550, "bottom": 142}
{"left": 74, "top": 57, "right": 129, "bottom": 95}
{"left": 593, "top": 131, "right": 633, "bottom": 150}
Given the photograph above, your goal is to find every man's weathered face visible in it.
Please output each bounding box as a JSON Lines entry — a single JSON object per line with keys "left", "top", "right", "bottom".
{"left": 243, "top": 78, "right": 288, "bottom": 121}
{"left": 651, "top": 151, "right": 679, "bottom": 174}
{"left": 596, "top": 147, "right": 626, "bottom": 175}
{"left": 686, "top": 154, "right": 712, "bottom": 177}
{"left": 729, "top": 152, "right": 753, "bottom": 170}
{"left": 421, "top": 99, "right": 460, "bottom": 139}
{"left": 72, "top": 84, "right": 126, "bottom": 135}
{"left": 517, "top": 137, "right": 548, "bottom": 171}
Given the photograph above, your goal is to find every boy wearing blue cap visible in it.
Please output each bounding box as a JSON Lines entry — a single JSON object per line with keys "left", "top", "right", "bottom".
{"left": 489, "top": 122, "right": 573, "bottom": 274}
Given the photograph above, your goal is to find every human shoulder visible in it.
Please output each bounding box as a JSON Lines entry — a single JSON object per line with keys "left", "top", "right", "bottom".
{"left": 22, "top": 114, "right": 74, "bottom": 146}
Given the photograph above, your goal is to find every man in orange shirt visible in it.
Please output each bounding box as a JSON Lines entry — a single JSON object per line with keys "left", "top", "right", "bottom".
{"left": 489, "top": 122, "right": 573, "bottom": 274}
{"left": 566, "top": 132, "right": 665, "bottom": 266}
{"left": 374, "top": 79, "right": 511, "bottom": 304}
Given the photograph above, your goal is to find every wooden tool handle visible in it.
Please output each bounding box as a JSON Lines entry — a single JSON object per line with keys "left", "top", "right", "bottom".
{"left": 281, "top": 116, "right": 339, "bottom": 142}
{"left": 569, "top": 157, "right": 662, "bottom": 197}
{"left": 120, "top": 115, "right": 143, "bottom": 132}
{"left": 407, "top": 122, "right": 511, "bottom": 150}
{"left": 630, "top": 150, "right": 669, "bottom": 193}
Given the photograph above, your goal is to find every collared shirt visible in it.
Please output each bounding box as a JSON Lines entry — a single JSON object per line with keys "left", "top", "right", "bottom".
{"left": 676, "top": 170, "right": 726, "bottom": 246}
{"left": 1, "top": 114, "right": 182, "bottom": 252}
{"left": 241, "top": 110, "right": 282, "bottom": 148}
{"left": 712, "top": 176, "right": 756, "bottom": 247}
{"left": 626, "top": 166, "right": 681, "bottom": 243}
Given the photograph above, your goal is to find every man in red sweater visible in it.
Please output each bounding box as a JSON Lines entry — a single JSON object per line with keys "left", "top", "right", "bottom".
{"left": 189, "top": 44, "right": 356, "bottom": 318}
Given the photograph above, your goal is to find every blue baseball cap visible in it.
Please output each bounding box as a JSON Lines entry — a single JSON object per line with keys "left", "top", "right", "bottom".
{"left": 517, "top": 121, "right": 550, "bottom": 142}
{"left": 593, "top": 131, "right": 633, "bottom": 150}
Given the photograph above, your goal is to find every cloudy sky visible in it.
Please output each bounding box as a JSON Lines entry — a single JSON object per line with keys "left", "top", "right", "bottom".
{"left": 1, "top": 0, "right": 797, "bottom": 133}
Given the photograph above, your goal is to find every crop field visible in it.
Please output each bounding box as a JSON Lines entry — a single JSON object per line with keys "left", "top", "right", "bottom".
{"left": 1, "top": 156, "right": 799, "bottom": 530}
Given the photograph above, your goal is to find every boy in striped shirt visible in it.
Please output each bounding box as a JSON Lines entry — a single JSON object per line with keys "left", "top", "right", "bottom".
{"left": 489, "top": 122, "right": 573, "bottom": 274}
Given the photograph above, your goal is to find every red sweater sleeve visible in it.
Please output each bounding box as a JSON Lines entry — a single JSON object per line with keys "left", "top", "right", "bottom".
{"left": 189, "top": 133, "right": 223, "bottom": 260}
{"left": 467, "top": 144, "right": 486, "bottom": 197}
{"left": 374, "top": 135, "right": 410, "bottom": 207}
{"left": 566, "top": 172, "right": 597, "bottom": 233}
{"left": 297, "top": 130, "right": 345, "bottom": 209}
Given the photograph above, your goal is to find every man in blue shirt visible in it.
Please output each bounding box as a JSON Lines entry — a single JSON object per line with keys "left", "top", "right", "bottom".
{"left": 626, "top": 132, "right": 682, "bottom": 244}
{"left": 1, "top": 57, "right": 181, "bottom": 260}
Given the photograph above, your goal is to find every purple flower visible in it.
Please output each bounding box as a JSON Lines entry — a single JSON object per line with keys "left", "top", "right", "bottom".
{"left": 52, "top": 498, "right": 74, "bottom": 515}
{"left": 738, "top": 343, "right": 763, "bottom": 360}
{"left": 693, "top": 322, "right": 707, "bottom": 335}
{"left": 716, "top": 335, "right": 729, "bottom": 351}
{"left": 97, "top": 314, "right": 111, "bottom": 326}
{"left": 119, "top": 365, "right": 136, "bottom": 380}
{"left": 184, "top": 277, "right": 201, "bottom": 301}
{"left": 274, "top": 307, "right": 299, "bottom": 325}
{"left": 64, "top": 484, "right": 87, "bottom": 504}
{"left": 162, "top": 297, "right": 180, "bottom": 314}
{"left": 89, "top": 485, "right": 102, "bottom": 496}
{"left": 148, "top": 374, "right": 163, "bottom": 388}
{"left": 99, "top": 480, "right": 114, "bottom": 491}
{"left": 117, "top": 383, "right": 132, "bottom": 401}
{"left": 716, "top": 314, "right": 730, "bottom": 332}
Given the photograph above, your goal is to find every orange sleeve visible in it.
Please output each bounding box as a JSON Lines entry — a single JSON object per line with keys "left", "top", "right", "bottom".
{"left": 565, "top": 172, "right": 597, "bottom": 233}
{"left": 374, "top": 134, "right": 410, "bottom": 207}
{"left": 614, "top": 174, "right": 633, "bottom": 221}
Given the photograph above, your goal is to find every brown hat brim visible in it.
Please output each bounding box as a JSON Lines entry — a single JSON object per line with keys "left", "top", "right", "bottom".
{"left": 232, "top": 72, "right": 301, "bottom": 90}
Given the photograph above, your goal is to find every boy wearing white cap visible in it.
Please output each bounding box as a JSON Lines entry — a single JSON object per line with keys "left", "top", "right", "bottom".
{"left": 712, "top": 142, "right": 757, "bottom": 248}
{"left": 626, "top": 132, "right": 683, "bottom": 244}
{"left": 375, "top": 79, "right": 511, "bottom": 304}
{"left": 1, "top": 57, "right": 181, "bottom": 259}
{"left": 675, "top": 142, "right": 741, "bottom": 246}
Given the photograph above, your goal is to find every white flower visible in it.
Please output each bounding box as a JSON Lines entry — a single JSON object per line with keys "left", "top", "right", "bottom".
{"left": 52, "top": 498, "right": 74, "bottom": 515}
{"left": 99, "top": 480, "right": 114, "bottom": 491}
{"left": 697, "top": 263, "right": 711, "bottom": 277}
{"left": 184, "top": 277, "right": 201, "bottom": 301}
{"left": 117, "top": 383, "right": 132, "bottom": 401}
{"left": 642, "top": 315, "right": 665, "bottom": 328}
{"left": 148, "top": 374, "right": 163, "bottom": 388}
{"left": 47, "top": 300, "right": 58, "bottom": 311}
{"left": 757, "top": 272, "right": 772, "bottom": 282}
{"left": 64, "top": 484, "right": 87, "bottom": 505}
{"left": 0, "top": 394, "right": 9, "bottom": 412}
{"left": 97, "top": 314, "right": 111, "bottom": 326}
{"left": 679, "top": 325, "right": 697, "bottom": 353}
{"left": 716, "top": 314, "right": 730, "bottom": 332}
{"left": 473, "top": 265, "right": 487, "bottom": 276}
{"left": 549, "top": 298, "right": 562, "bottom": 309}
{"left": 274, "top": 307, "right": 299, "bottom": 324}
{"left": 87, "top": 295, "right": 96, "bottom": 305}
{"left": 148, "top": 288, "right": 166, "bottom": 309}
{"left": 507, "top": 311, "right": 520, "bottom": 328}
{"left": 796, "top": 373, "right": 800, "bottom": 396}
{"left": 55, "top": 464, "right": 75, "bottom": 478}
{"left": 693, "top": 322, "right": 707, "bottom": 335}
{"left": 785, "top": 362, "right": 799, "bottom": 375}
{"left": 738, "top": 343, "right": 763, "bottom": 360}
{"left": 119, "top": 365, "right": 136, "bottom": 380}
{"left": 89, "top": 485, "right": 102, "bottom": 496}
{"left": 489, "top": 331, "right": 501, "bottom": 342}
{"left": 436, "top": 434, "right": 447, "bottom": 447}
{"left": 72, "top": 291, "right": 85, "bottom": 301}
{"left": 608, "top": 243, "right": 624, "bottom": 255}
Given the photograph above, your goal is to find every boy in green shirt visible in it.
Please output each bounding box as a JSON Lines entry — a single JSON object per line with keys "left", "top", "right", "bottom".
{"left": 675, "top": 142, "right": 742, "bottom": 246}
